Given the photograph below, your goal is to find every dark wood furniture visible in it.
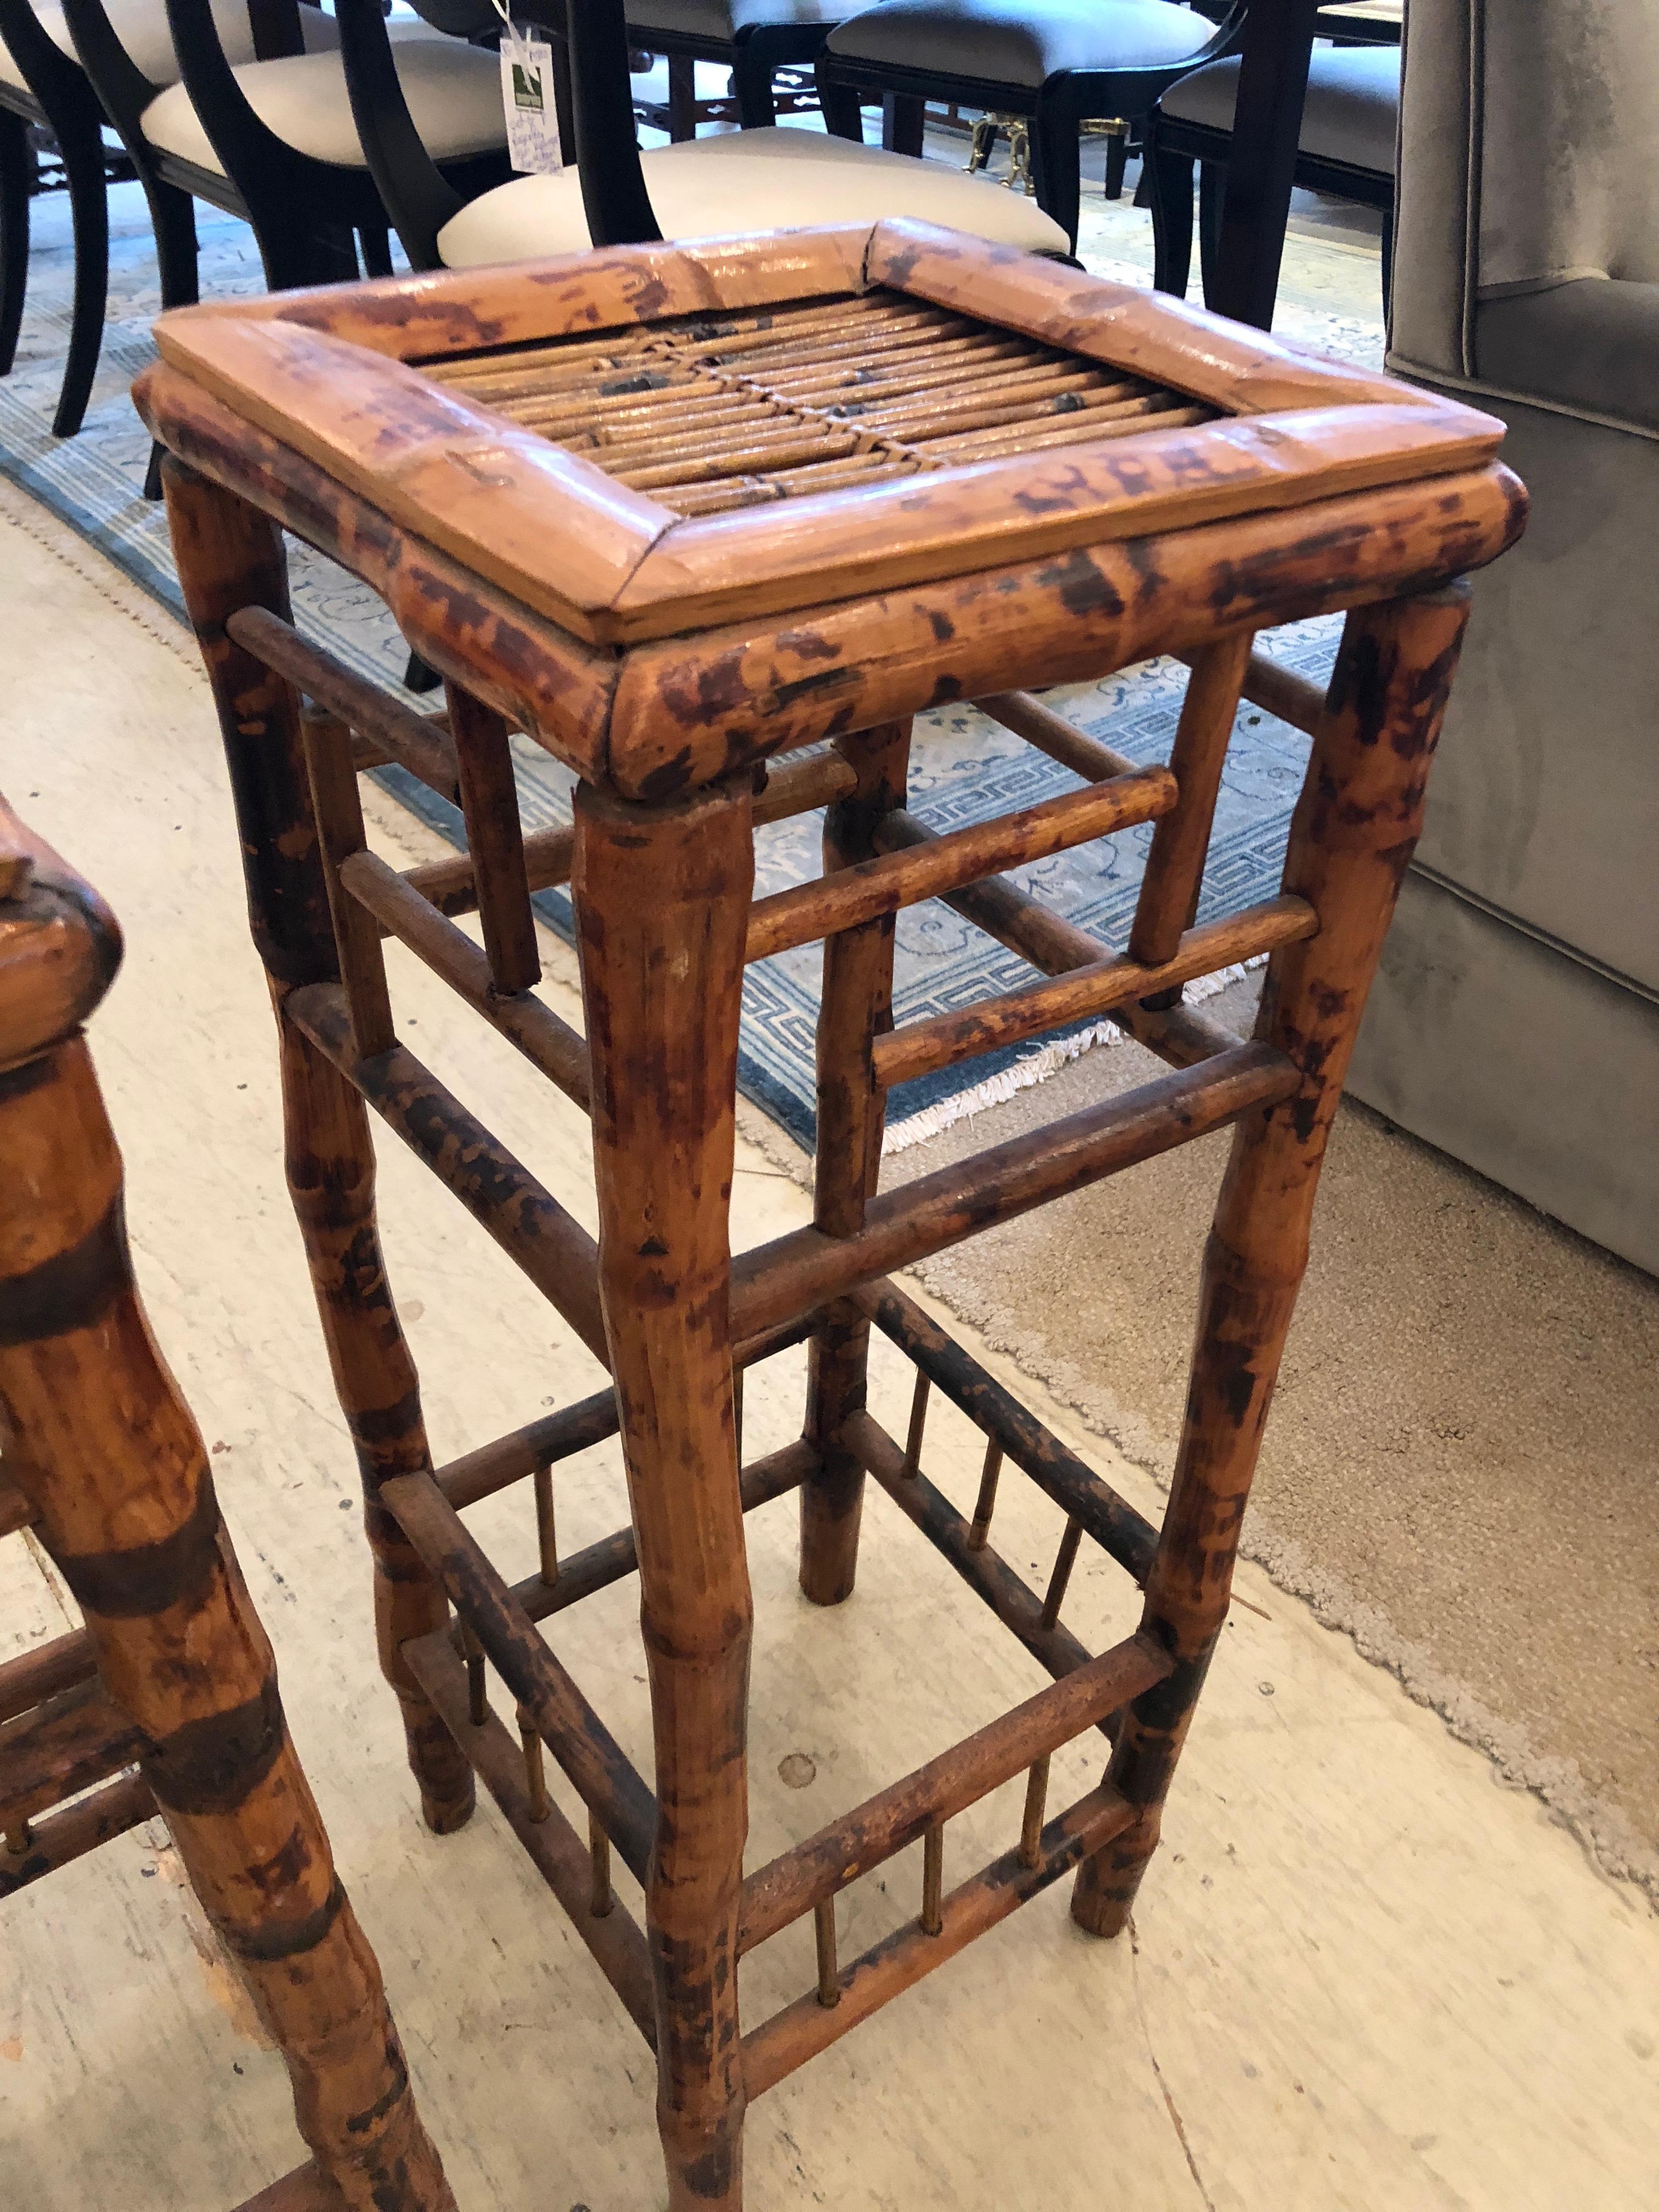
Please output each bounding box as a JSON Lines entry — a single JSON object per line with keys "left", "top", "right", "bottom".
{"left": 815, "top": 0, "right": 1245, "bottom": 253}
{"left": 0, "top": 796, "right": 455, "bottom": 2212}
{"left": 0, "top": 0, "right": 121, "bottom": 435}
{"left": 140, "top": 221, "right": 1522, "bottom": 2209}
{"left": 1147, "top": 38, "right": 1398, "bottom": 312}
{"left": 631, "top": 0, "right": 847, "bottom": 134}
{"left": 335, "top": 0, "right": 1065, "bottom": 271}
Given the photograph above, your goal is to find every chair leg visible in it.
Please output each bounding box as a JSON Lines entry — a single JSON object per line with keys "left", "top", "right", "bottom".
{"left": 1380, "top": 199, "right": 1394, "bottom": 324}
{"left": 731, "top": 41, "right": 777, "bottom": 129}
{"left": 1071, "top": 583, "right": 1474, "bottom": 1939}
{"left": 800, "top": 721, "right": 911, "bottom": 1605}
{"left": 52, "top": 112, "right": 110, "bottom": 438}
{"left": 1103, "top": 123, "right": 1129, "bottom": 201}
{"left": 0, "top": 1028, "right": 458, "bottom": 2212}
{"left": 359, "top": 223, "right": 394, "bottom": 279}
{"left": 881, "top": 90, "right": 925, "bottom": 157}
{"left": 0, "top": 109, "right": 32, "bottom": 380}
{"left": 574, "top": 777, "right": 755, "bottom": 2212}
{"left": 1197, "top": 161, "right": 1225, "bottom": 307}
{"left": 1147, "top": 144, "right": 1195, "bottom": 297}
{"left": 1031, "top": 99, "right": 1081, "bottom": 254}
{"left": 159, "top": 454, "right": 476, "bottom": 1837}
{"left": 667, "top": 49, "right": 697, "bottom": 140}
{"left": 816, "top": 67, "right": 865, "bottom": 143}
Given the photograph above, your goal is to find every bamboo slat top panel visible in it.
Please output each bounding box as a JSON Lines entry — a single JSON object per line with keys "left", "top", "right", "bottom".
{"left": 416, "top": 289, "right": 1215, "bottom": 519}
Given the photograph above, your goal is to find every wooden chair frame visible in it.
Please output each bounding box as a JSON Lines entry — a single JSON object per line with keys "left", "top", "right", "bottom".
{"left": 138, "top": 221, "right": 1522, "bottom": 2209}
{"left": 0, "top": 798, "right": 455, "bottom": 2212}
{"left": 0, "top": 0, "right": 123, "bottom": 435}
{"left": 1144, "top": 80, "right": 1396, "bottom": 315}
{"left": 815, "top": 0, "right": 1246, "bottom": 253}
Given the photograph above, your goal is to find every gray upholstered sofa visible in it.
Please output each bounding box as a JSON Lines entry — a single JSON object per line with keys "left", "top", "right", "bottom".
{"left": 1345, "top": 0, "right": 1659, "bottom": 1273}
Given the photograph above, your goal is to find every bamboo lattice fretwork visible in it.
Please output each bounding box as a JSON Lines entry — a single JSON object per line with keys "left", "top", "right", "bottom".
{"left": 421, "top": 289, "right": 1214, "bottom": 514}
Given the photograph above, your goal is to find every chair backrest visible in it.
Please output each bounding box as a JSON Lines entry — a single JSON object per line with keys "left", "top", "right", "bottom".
{"left": 337, "top": 0, "right": 668, "bottom": 266}
{"left": 1391, "top": 0, "right": 1659, "bottom": 380}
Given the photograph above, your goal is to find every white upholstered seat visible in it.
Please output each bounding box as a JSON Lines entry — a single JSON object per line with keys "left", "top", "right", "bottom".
{"left": 140, "top": 15, "right": 504, "bottom": 172}
{"left": 436, "top": 122, "right": 1070, "bottom": 266}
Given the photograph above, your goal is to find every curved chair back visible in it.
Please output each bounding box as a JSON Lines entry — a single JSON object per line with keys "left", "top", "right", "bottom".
{"left": 337, "top": 0, "right": 663, "bottom": 264}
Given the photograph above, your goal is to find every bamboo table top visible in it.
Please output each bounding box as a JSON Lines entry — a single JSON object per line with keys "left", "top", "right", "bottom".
{"left": 135, "top": 219, "right": 1522, "bottom": 799}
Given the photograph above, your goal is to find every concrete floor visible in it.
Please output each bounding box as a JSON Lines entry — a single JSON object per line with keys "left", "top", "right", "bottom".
{"left": 2, "top": 488, "right": 1657, "bottom": 2210}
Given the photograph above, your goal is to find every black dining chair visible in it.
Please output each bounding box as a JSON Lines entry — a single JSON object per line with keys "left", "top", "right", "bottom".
{"left": 61, "top": 0, "right": 510, "bottom": 307}
{"left": 335, "top": 0, "right": 1069, "bottom": 272}
{"left": 814, "top": 0, "right": 1245, "bottom": 255}
{"left": 0, "top": 0, "right": 121, "bottom": 434}
{"left": 1145, "top": 37, "right": 1398, "bottom": 313}
{"left": 630, "top": 0, "right": 850, "bottom": 135}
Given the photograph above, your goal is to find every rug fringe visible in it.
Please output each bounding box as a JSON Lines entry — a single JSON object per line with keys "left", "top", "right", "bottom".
{"left": 881, "top": 957, "right": 1263, "bottom": 1157}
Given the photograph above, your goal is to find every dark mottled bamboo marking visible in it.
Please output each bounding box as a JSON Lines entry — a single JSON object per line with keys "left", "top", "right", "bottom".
{"left": 0, "top": 813, "right": 455, "bottom": 2209}
{"left": 1071, "top": 584, "right": 1474, "bottom": 1938}
{"left": 574, "top": 778, "right": 755, "bottom": 2212}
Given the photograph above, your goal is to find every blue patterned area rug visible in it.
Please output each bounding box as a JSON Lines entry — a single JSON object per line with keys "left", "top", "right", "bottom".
{"left": 1, "top": 173, "right": 1385, "bottom": 1150}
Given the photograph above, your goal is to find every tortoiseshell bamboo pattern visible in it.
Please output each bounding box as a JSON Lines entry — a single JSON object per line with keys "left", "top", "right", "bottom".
{"left": 144, "top": 218, "right": 1523, "bottom": 2211}
{"left": 0, "top": 799, "right": 454, "bottom": 2211}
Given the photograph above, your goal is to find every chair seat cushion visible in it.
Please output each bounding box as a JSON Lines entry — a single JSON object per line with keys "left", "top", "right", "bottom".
{"left": 1161, "top": 43, "right": 1398, "bottom": 176}
{"left": 25, "top": 0, "right": 346, "bottom": 88}
{"left": 436, "top": 122, "right": 1068, "bottom": 266}
{"left": 825, "top": 0, "right": 1213, "bottom": 92}
{"left": 631, "top": 0, "right": 850, "bottom": 42}
{"left": 141, "top": 21, "right": 502, "bottom": 173}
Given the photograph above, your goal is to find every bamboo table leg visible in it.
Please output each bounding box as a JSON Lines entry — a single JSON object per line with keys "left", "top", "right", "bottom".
{"left": 1072, "top": 583, "right": 1472, "bottom": 1936}
{"left": 800, "top": 721, "right": 912, "bottom": 1605}
{"left": 161, "top": 458, "right": 473, "bottom": 1835}
{"left": 0, "top": 1009, "right": 454, "bottom": 2210}
{"left": 574, "top": 778, "right": 757, "bottom": 2212}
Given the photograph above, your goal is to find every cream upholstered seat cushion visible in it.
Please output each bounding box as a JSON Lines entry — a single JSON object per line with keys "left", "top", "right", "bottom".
{"left": 140, "top": 18, "right": 503, "bottom": 173}
{"left": 631, "top": 0, "right": 848, "bottom": 41}
{"left": 16, "top": 0, "right": 346, "bottom": 87}
{"left": 1162, "top": 43, "right": 1399, "bottom": 176}
{"left": 437, "top": 123, "right": 1069, "bottom": 266}
{"left": 826, "top": 0, "right": 1211, "bottom": 90}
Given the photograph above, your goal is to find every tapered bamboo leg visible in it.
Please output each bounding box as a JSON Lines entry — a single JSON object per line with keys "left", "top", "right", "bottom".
{"left": 160, "top": 456, "right": 472, "bottom": 1833}
{"left": 1073, "top": 584, "right": 1474, "bottom": 1938}
{"left": 800, "top": 723, "right": 911, "bottom": 1605}
{"left": 573, "top": 776, "right": 757, "bottom": 2212}
{"left": 0, "top": 1020, "right": 454, "bottom": 2210}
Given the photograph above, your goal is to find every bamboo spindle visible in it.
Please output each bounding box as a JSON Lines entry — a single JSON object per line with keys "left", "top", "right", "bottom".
{"left": 534, "top": 1464, "right": 558, "bottom": 1587}
{"left": 1040, "top": 1520, "right": 1085, "bottom": 1632}
{"left": 921, "top": 1825, "right": 945, "bottom": 1937}
{"left": 1019, "top": 1758, "right": 1051, "bottom": 1869}
{"left": 901, "top": 1373, "right": 930, "bottom": 1480}
{"left": 967, "top": 1441, "right": 1004, "bottom": 1552}
{"left": 590, "top": 1813, "right": 614, "bottom": 1918}
{"left": 814, "top": 1899, "right": 840, "bottom": 2007}
{"left": 518, "top": 1706, "right": 552, "bottom": 1824}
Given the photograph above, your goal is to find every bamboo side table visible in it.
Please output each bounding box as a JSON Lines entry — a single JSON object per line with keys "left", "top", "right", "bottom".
{"left": 0, "top": 798, "right": 455, "bottom": 2212}
{"left": 138, "top": 219, "right": 1523, "bottom": 2210}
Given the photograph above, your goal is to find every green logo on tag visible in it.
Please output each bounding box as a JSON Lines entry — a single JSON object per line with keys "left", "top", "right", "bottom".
{"left": 512, "top": 61, "right": 544, "bottom": 111}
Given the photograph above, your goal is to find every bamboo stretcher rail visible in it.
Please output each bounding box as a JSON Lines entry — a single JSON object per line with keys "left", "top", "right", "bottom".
{"left": 730, "top": 1042, "right": 1298, "bottom": 1340}
{"left": 737, "top": 1630, "right": 1170, "bottom": 1955}
{"left": 341, "top": 850, "right": 592, "bottom": 1110}
{"left": 870, "top": 811, "right": 1241, "bottom": 1070}
{"left": 512, "top": 1441, "right": 818, "bottom": 1628}
{"left": 404, "top": 1629, "right": 658, "bottom": 2047}
{"left": 744, "top": 766, "right": 1176, "bottom": 963}
{"left": 234, "top": 2159, "right": 350, "bottom": 2212}
{"left": 0, "top": 1770, "right": 154, "bottom": 1898}
{"left": 381, "top": 1470, "right": 655, "bottom": 1882}
{"left": 225, "top": 606, "right": 461, "bottom": 805}
{"left": 853, "top": 1279, "right": 1159, "bottom": 1583}
{"left": 0, "top": 1625, "right": 97, "bottom": 1726}
{"left": 0, "top": 1676, "right": 144, "bottom": 1832}
{"left": 286, "top": 981, "right": 609, "bottom": 1365}
{"left": 1220, "top": 647, "right": 1328, "bottom": 738}
{"left": 845, "top": 1412, "right": 1096, "bottom": 1685}
{"left": 872, "top": 894, "right": 1318, "bottom": 1091}
{"left": 741, "top": 1783, "right": 1138, "bottom": 2097}
{"left": 978, "top": 691, "right": 1137, "bottom": 781}
{"left": 436, "top": 1387, "right": 620, "bottom": 1511}
{"left": 399, "top": 749, "right": 860, "bottom": 924}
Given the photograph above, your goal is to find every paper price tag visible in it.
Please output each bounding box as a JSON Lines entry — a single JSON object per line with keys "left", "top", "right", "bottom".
{"left": 499, "top": 26, "right": 563, "bottom": 176}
